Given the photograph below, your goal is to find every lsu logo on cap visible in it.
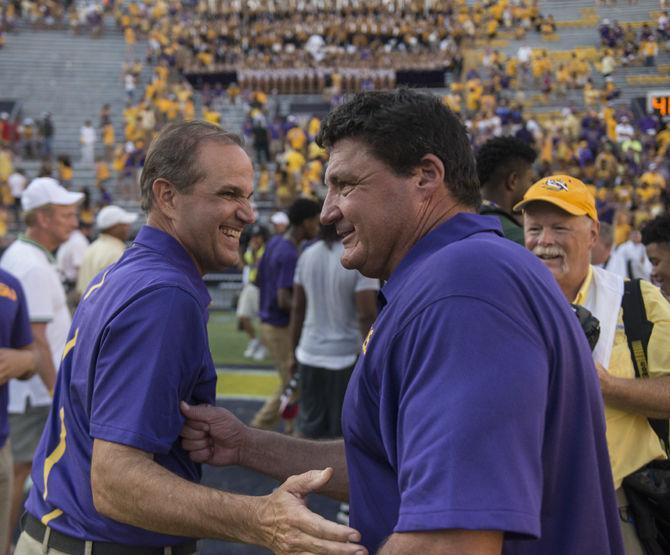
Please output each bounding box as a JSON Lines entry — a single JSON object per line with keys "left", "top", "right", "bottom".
{"left": 542, "top": 178, "right": 568, "bottom": 192}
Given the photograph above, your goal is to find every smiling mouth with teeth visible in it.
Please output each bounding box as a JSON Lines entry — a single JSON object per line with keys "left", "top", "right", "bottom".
{"left": 219, "top": 227, "right": 241, "bottom": 239}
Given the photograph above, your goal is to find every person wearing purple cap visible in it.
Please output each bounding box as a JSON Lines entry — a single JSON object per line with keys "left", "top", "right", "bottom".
{"left": 0, "top": 176, "right": 82, "bottom": 546}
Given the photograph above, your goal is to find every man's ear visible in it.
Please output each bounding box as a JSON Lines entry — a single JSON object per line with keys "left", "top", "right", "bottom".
{"left": 589, "top": 219, "right": 600, "bottom": 249}
{"left": 151, "top": 178, "right": 177, "bottom": 217}
{"left": 504, "top": 171, "right": 518, "bottom": 193}
{"left": 416, "top": 154, "right": 446, "bottom": 194}
{"left": 35, "top": 208, "right": 50, "bottom": 228}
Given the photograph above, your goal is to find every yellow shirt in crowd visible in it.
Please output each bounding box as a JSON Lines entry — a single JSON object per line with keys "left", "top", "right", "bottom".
{"left": 574, "top": 269, "right": 670, "bottom": 488}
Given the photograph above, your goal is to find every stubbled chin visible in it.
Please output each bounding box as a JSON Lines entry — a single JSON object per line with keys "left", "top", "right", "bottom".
{"left": 340, "top": 245, "right": 360, "bottom": 270}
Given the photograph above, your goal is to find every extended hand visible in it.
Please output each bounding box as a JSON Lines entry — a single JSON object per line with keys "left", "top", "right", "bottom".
{"left": 257, "top": 468, "right": 366, "bottom": 555}
{"left": 180, "top": 402, "right": 246, "bottom": 466}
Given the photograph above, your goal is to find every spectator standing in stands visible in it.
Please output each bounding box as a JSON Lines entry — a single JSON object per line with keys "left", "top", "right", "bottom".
{"left": 642, "top": 214, "right": 670, "bottom": 300}
{"left": 476, "top": 136, "right": 537, "bottom": 245}
{"left": 0, "top": 177, "right": 82, "bottom": 548}
{"left": 19, "top": 119, "right": 36, "bottom": 160}
{"left": 0, "top": 269, "right": 37, "bottom": 555}
{"left": 38, "top": 113, "right": 54, "bottom": 161}
{"left": 75, "top": 205, "right": 138, "bottom": 301}
{"left": 251, "top": 198, "right": 320, "bottom": 431}
{"left": 14, "top": 121, "right": 362, "bottom": 554}
{"left": 181, "top": 90, "right": 623, "bottom": 555}
{"left": 80, "top": 120, "right": 96, "bottom": 166}
{"left": 517, "top": 175, "right": 670, "bottom": 554}
{"left": 291, "top": 223, "right": 378, "bottom": 439}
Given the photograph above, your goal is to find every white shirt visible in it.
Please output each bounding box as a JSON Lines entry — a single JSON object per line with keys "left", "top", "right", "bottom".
{"left": 294, "top": 241, "right": 379, "bottom": 369}
{"left": 56, "top": 229, "right": 89, "bottom": 283}
{"left": 517, "top": 46, "right": 532, "bottom": 63}
{"left": 0, "top": 237, "right": 71, "bottom": 411}
{"left": 615, "top": 123, "right": 634, "bottom": 143}
{"left": 8, "top": 172, "right": 27, "bottom": 199}
{"left": 80, "top": 125, "right": 96, "bottom": 146}
{"left": 607, "top": 241, "right": 652, "bottom": 281}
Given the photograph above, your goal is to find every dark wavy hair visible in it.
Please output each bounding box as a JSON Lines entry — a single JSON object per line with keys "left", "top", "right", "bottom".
{"left": 475, "top": 136, "right": 537, "bottom": 189}
{"left": 316, "top": 89, "right": 481, "bottom": 208}
{"left": 641, "top": 214, "right": 670, "bottom": 245}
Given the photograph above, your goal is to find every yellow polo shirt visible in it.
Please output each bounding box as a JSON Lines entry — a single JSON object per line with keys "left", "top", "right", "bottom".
{"left": 574, "top": 268, "right": 670, "bottom": 488}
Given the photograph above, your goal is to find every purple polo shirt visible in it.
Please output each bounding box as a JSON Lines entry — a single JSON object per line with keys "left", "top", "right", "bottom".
{"left": 0, "top": 269, "right": 32, "bottom": 448}
{"left": 257, "top": 234, "right": 298, "bottom": 326}
{"left": 26, "top": 226, "right": 216, "bottom": 546}
{"left": 343, "top": 213, "right": 623, "bottom": 553}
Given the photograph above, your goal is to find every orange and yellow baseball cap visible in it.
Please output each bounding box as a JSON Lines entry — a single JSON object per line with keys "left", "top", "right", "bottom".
{"left": 513, "top": 174, "right": 598, "bottom": 222}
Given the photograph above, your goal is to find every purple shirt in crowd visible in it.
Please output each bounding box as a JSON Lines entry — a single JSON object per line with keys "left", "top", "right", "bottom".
{"left": 343, "top": 213, "right": 623, "bottom": 553}
{"left": 0, "top": 269, "right": 32, "bottom": 448}
{"left": 257, "top": 234, "right": 298, "bottom": 327}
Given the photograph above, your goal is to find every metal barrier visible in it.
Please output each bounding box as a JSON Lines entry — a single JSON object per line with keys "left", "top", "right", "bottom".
{"left": 204, "top": 272, "right": 243, "bottom": 311}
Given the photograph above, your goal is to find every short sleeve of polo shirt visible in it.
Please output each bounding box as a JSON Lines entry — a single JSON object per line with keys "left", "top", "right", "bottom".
{"left": 389, "top": 296, "right": 548, "bottom": 538}
{"left": 276, "top": 242, "right": 298, "bottom": 290}
{"left": 641, "top": 280, "right": 670, "bottom": 379}
{"left": 89, "top": 287, "right": 208, "bottom": 454}
{"left": 12, "top": 281, "right": 33, "bottom": 348}
{"left": 20, "top": 266, "right": 55, "bottom": 323}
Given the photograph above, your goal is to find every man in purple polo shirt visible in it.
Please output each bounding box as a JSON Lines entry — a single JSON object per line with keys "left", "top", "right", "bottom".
{"left": 251, "top": 197, "right": 320, "bottom": 430}
{"left": 15, "top": 122, "right": 364, "bottom": 555}
{"left": 0, "top": 269, "right": 36, "bottom": 553}
{"left": 181, "top": 90, "right": 624, "bottom": 554}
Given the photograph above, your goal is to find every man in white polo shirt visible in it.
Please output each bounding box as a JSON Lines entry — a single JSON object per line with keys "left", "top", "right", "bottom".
{"left": 75, "top": 205, "right": 138, "bottom": 301}
{"left": 0, "top": 177, "right": 82, "bottom": 544}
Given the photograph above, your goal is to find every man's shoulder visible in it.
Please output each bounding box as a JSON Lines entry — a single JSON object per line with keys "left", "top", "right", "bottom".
{"left": 639, "top": 279, "right": 670, "bottom": 324}
{"left": 0, "top": 266, "right": 23, "bottom": 293}
{"left": 1, "top": 240, "right": 48, "bottom": 274}
{"left": 402, "top": 232, "right": 548, "bottom": 312}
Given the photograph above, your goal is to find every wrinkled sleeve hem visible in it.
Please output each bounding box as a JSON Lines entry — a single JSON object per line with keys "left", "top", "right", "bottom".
{"left": 90, "top": 422, "right": 172, "bottom": 455}
{"left": 395, "top": 508, "right": 540, "bottom": 539}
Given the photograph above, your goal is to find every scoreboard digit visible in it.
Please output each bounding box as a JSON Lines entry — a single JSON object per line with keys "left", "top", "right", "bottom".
{"left": 647, "top": 90, "right": 670, "bottom": 120}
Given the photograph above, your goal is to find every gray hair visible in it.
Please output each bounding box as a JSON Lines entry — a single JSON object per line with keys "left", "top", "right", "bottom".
{"left": 139, "top": 120, "right": 243, "bottom": 212}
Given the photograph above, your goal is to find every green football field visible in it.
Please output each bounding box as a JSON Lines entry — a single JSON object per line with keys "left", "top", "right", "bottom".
{"left": 207, "top": 311, "right": 270, "bottom": 366}
{"left": 207, "top": 311, "right": 280, "bottom": 399}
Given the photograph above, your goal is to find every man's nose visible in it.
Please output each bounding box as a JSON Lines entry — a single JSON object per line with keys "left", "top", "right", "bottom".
{"left": 537, "top": 228, "right": 556, "bottom": 246}
{"left": 320, "top": 188, "right": 341, "bottom": 225}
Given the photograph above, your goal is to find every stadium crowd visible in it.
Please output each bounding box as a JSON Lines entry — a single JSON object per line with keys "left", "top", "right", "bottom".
{"left": 0, "top": 0, "right": 669, "bottom": 553}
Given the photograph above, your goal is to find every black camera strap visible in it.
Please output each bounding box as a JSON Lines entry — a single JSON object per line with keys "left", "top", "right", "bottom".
{"left": 621, "top": 279, "right": 668, "bottom": 453}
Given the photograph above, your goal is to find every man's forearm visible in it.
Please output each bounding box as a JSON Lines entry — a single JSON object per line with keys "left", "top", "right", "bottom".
{"left": 92, "top": 440, "right": 269, "bottom": 545}
{"left": 33, "top": 335, "right": 55, "bottom": 392}
{"left": 243, "top": 430, "right": 349, "bottom": 501}
{"left": 601, "top": 374, "right": 670, "bottom": 419}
